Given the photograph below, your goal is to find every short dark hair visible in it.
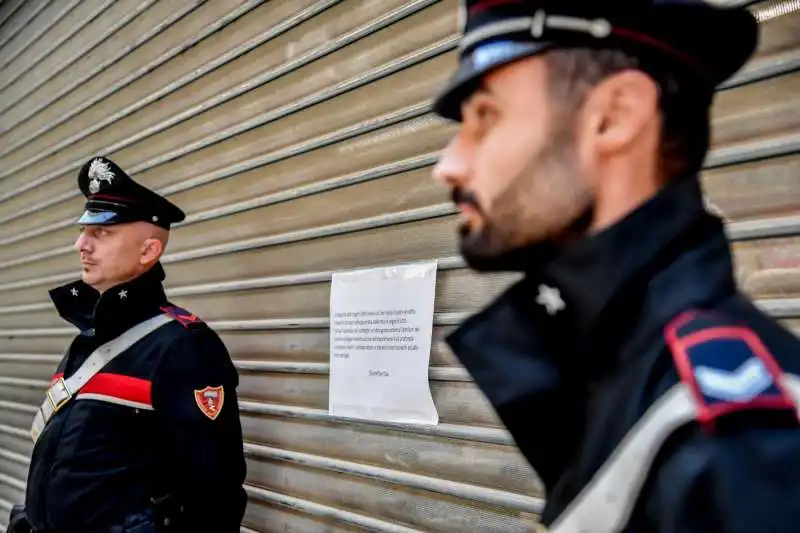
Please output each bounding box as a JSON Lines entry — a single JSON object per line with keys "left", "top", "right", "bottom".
{"left": 543, "top": 47, "right": 713, "bottom": 180}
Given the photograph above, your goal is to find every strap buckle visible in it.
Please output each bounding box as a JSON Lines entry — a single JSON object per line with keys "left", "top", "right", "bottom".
{"left": 46, "top": 377, "right": 72, "bottom": 413}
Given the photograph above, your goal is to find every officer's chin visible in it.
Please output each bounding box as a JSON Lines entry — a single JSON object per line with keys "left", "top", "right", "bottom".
{"left": 459, "top": 229, "right": 562, "bottom": 274}
{"left": 80, "top": 268, "right": 100, "bottom": 286}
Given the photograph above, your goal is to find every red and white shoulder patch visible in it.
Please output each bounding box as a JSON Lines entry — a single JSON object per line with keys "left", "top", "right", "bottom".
{"left": 664, "top": 309, "right": 797, "bottom": 431}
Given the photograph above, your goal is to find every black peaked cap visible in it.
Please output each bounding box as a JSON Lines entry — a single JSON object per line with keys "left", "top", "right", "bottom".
{"left": 76, "top": 156, "right": 185, "bottom": 230}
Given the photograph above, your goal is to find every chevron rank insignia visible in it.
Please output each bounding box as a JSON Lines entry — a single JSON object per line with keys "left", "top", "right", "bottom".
{"left": 665, "top": 310, "right": 797, "bottom": 431}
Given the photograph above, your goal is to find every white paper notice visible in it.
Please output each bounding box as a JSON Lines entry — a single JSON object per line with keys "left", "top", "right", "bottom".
{"left": 328, "top": 260, "right": 439, "bottom": 425}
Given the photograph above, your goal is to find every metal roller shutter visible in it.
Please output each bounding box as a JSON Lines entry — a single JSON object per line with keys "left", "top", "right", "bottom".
{"left": 0, "top": 0, "right": 796, "bottom": 531}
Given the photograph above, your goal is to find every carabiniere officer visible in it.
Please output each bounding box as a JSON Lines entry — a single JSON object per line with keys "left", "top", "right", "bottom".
{"left": 7, "top": 157, "right": 247, "bottom": 533}
{"left": 432, "top": 1, "right": 800, "bottom": 531}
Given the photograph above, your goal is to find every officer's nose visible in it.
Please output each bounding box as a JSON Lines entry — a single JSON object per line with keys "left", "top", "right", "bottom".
{"left": 74, "top": 230, "right": 91, "bottom": 253}
{"left": 432, "top": 133, "right": 470, "bottom": 189}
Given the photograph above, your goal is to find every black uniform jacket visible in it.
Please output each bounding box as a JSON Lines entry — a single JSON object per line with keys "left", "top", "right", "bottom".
{"left": 23, "top": 263, "right": 247, "bottom": 533}
{"left": 447, "top": 176, "right": 800, "bottom": 532}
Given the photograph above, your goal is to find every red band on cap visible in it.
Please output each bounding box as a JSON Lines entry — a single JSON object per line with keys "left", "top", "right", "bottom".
{"left": 611, "top": 27, "right": 708, "bottom": 77}
{"left": 89, "top": 194, "right": 136, "bottom": 203}
{"left": 469, "top": 0, "right": 521, "bottom": 14}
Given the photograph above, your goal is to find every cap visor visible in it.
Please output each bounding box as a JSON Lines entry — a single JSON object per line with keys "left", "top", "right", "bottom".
{"left": 77, "top": 210, "right": 122, "bottom": 225}
{"left": 433, "top": 40, "right": 550, "bottom": 121}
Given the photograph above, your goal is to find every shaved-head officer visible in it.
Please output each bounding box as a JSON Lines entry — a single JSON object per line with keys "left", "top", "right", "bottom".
{"left": 434, "top": 1, "right": 800, "bottom": 531}
{"left": 8, "top": 157, "right": 247, "bottom": 533}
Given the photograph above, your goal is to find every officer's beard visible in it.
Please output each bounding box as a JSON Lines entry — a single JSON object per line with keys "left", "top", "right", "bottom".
{"left": 454, "top": 123, "right": 595, "bottom": 274}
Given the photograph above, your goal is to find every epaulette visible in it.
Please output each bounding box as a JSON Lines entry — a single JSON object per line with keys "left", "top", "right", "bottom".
{"left": 665, "top": 309, "right": 797, "bottom": 432}
{"left": 160, "top": 305, "right": 204, "bottom": 328}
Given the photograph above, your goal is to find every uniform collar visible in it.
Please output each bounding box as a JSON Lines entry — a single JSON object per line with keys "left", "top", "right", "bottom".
{"left": 448, "top": 175, "right": 735, "bottom": 377}
{"left": 535, "top": 175, "right": 722, "bottom": 345}
{"left": 50, "top": 262, "right": 169, "bottom": 337}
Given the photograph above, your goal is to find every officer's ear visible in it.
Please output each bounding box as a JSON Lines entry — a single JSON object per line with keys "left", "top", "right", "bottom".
{"left": 580, "top": 69, "right": 660, "bottom": 158}
{"left": 140, "top": 237, "right": 163, "bottom": 265}
{"left": 137, "top": 223, "right": 169, "bottom": 266}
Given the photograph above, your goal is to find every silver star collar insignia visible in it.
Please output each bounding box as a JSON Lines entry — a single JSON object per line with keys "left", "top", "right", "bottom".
{"left": 536, "top": 284, "right": 565, "bottom": 315}
{"left": 118, "top": 289, "right": 128, "bottom": 299}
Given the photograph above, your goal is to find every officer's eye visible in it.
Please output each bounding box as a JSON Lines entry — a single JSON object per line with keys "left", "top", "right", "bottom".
{"left": 464, "top": 94, "right": 498, "bottom": 133}
{"left": 476, "top": 103, "right": 496, "bottom": 123}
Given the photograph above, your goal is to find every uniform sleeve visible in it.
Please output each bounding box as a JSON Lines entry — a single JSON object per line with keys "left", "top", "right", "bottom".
{"left": 639, "top": 420, "right": 800, "bottom": 533}
{"left": 151, "top": 327, "right": 248, "bottom": 532}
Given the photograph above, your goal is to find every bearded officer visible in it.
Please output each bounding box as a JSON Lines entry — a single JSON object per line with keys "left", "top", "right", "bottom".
{"left": 7, "top": 157, "right": 247, "bottom": 533}
{"left": 433, "top": 1, "right": 800, "bottom": 531}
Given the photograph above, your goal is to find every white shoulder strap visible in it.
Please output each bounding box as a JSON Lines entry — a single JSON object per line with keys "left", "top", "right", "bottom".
{"left": 30, "top": 313, "right": 174, "bottom": 444}
{"left": 548, "top": 375, "right": 800, "bottom": 533}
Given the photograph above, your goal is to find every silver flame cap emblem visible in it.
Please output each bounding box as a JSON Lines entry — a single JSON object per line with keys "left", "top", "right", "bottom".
{"left": 87, "top": 158, "right": 115, "bottom": 194}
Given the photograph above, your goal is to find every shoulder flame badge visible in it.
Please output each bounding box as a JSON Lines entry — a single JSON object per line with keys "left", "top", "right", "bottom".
{"left": 194, "top": 385, "right": 224, "bottom": 420}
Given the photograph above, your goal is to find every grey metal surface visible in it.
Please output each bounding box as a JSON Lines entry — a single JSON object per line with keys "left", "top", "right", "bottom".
{"left": 0, "top": 0, "right": 330, "bottom": 168}
{"left": 0, "top": 0, "right": 797, "bottom": 531}
{"left": 0, "top": 0, "right": 28, "bottom": 31}
{"left": 0, "top": 0, "right": 164, "bottom": 118}
{"left": 0, "top": 0, "right": 272, "bottom": 160}
{"left": 0, "top": 0, "right": 52, "bottom": 52}
{"left": 0, "top": 0, "right": 118, "bottom": 100}
{"left": 0, "top": 0, "right": 441, "bottom": 202}
{"left": 0, "top": 0, "right": 78, "bottom": 73}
